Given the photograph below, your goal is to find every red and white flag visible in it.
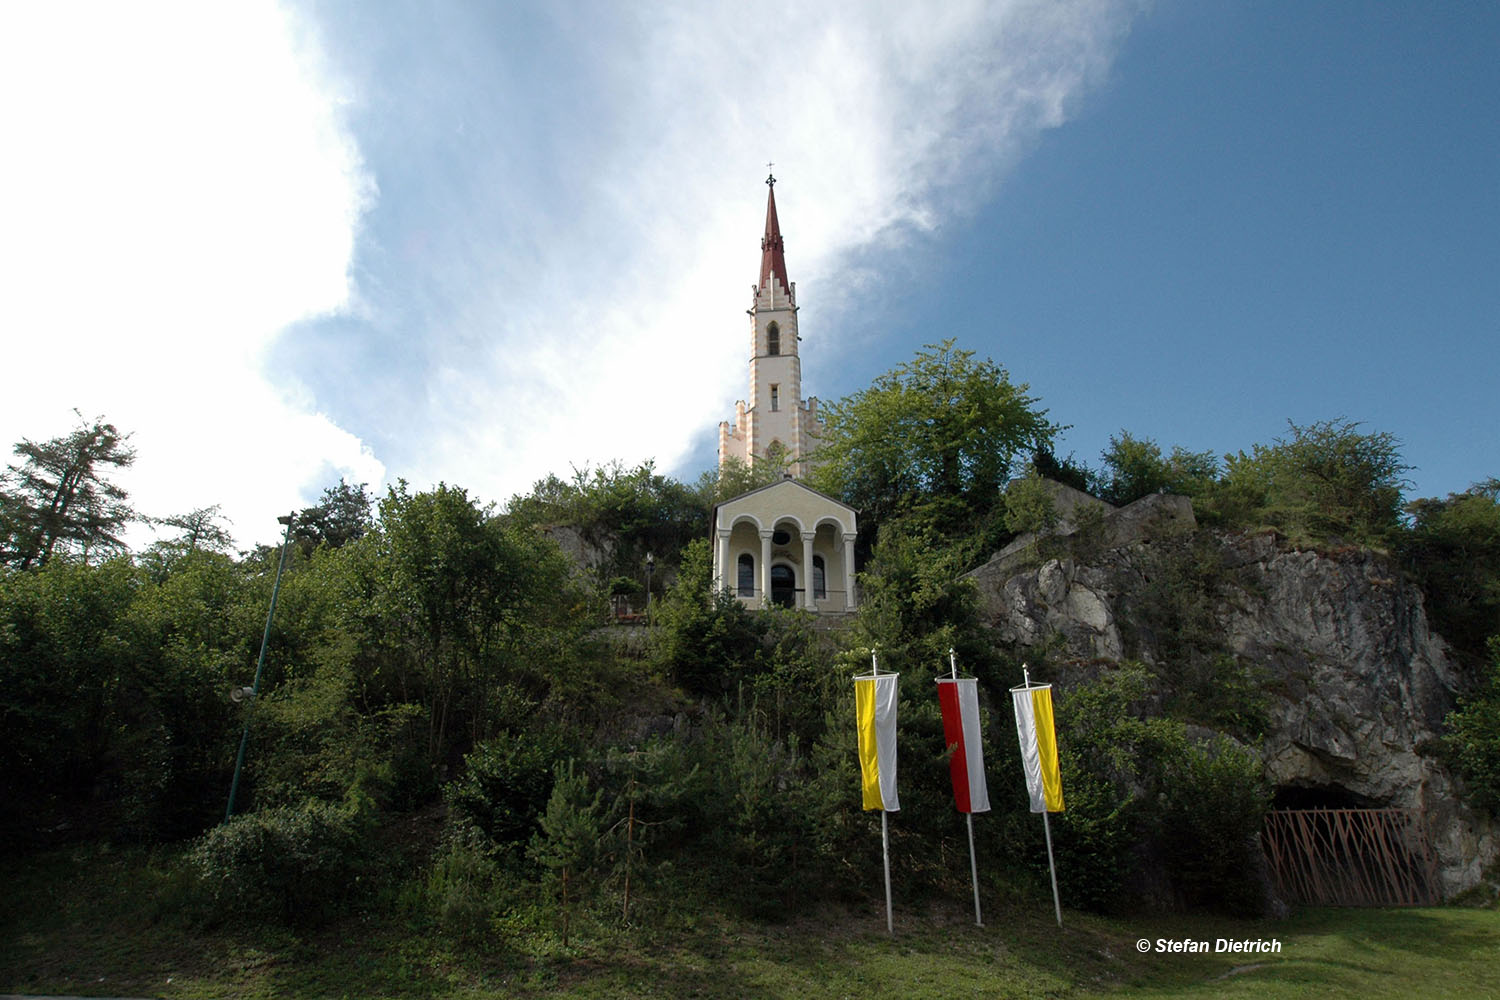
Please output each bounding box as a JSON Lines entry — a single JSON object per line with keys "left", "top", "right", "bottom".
{"left": 936, "top": 677, "right": 990, "bottom": 814}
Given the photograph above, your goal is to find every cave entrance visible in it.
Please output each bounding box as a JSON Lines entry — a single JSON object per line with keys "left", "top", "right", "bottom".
{"left": 1261, "top": 785, "right": 1440, "bottom": 906}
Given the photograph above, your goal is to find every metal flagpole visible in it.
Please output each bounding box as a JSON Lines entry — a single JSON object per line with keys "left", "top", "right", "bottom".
{"left": 952, "top": 648, "right": 983, "bottom": 927}
{"left": 874, "top": 648, "right": 894, "bottom": 936}
{"left": 1023, "top": 663, "right": 1063, "bottom": 927}
{"left": 1043, "top": 811, "right": 1063, "bottom": 927}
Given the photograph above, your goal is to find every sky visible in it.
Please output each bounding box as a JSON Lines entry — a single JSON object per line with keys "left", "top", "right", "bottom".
{"left": 2, "top": 1, "right": 1496, "bottom": 550}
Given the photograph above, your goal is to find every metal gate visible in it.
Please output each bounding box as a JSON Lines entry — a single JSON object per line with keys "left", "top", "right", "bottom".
{"left": 1261, "top": 808, "right": 1440, "bottom": 906}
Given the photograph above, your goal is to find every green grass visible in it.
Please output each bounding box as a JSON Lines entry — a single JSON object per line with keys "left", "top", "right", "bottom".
{"left": 3, "top": 843, "right": 1497, "bottom": 999}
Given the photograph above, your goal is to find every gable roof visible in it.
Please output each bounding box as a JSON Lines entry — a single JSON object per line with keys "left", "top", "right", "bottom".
{"left": 712, "top": 477, "right": 858, "bottom": 525}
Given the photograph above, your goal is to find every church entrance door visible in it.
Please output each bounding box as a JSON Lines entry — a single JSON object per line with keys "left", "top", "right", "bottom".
{"left": 770, "top": 564, "right": 797, "bottom": 608}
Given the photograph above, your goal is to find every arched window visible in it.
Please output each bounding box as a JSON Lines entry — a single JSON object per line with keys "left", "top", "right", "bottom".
{"left": 813, "top": 555, "right": 827, "bottom": 599}
{"left": 767, "top": 322, "right": 780, "bottom": 356}
{"left": 737, "top": 553, "right": 755, "bottom": 597}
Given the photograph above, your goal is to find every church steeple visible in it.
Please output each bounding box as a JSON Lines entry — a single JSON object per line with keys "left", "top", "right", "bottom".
{"left": 759, "top": 171, "right": 790, "bottom": 297}
{"left": 718, "top": 171, "right": 823, "bottom": 480}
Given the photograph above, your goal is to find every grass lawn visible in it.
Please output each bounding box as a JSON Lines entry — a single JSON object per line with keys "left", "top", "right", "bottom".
{"left": 3, "top": 843, "right": 1496, "bottom": 999}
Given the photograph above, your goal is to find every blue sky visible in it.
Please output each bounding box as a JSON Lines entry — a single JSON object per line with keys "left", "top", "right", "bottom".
{"left": 2, "top": 1, "right": 1495, "bottom": 547}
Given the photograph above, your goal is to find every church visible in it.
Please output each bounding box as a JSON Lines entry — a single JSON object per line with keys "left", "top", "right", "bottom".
{"left": 711, "top": 174, "right": 858, "bottom": 613}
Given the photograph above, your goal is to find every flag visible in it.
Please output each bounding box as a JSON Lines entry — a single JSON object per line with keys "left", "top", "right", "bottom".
{"left": 855, "top": 673, "right": 900, "bottom": 811}
{"left": 1011, "top": 684, "right": 1064, "bottom": 813}
{"left": 936, "top": 677, "right": 990, "bottom": 814}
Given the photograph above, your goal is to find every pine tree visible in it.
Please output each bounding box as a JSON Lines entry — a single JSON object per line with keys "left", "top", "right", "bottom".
{"left": 1, "top": 413, "right": 136, "bottom": 568}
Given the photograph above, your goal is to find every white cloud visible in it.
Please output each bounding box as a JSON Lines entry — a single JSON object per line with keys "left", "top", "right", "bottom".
{"left": 393, "top": 0, "right": 1137, "bottom": 505}
{"left": 0, "top": 0, "right": 381, "bottom": 546}
{"left": 0, "top": 0, "right": 1138, "bottom": 543}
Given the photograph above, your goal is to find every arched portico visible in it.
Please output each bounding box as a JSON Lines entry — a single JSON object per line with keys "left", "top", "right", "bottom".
{"left": 711, "top": 479, "right": 858, "bottom": 613}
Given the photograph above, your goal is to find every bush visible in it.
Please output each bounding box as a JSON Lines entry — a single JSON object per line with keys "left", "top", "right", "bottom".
{"left": 446, "top": 728, "right": 571, "bottom": 855}
{"left": 424, "top": 822, "right": 506, "bottom": 942}
{"left": 1052, "top": 667, "right": 1270, "bottom": 914}
{"left": 1214, "top": 418, "right": 1411, "bottom": 546}
{"left": 1156, "top": 734, "right": 1271, "bottom": 914}
{"left": 1404, "top": 481, "right": 1500, "bottom": 661}
{"left": 1443, "top": 637, "right": 1500, "bottom": 817}
{"left": 651, "top": 539, "right": 768, "bottom": 696}
{"left": 189, "top": 799, "right": 368, "bottom": 925}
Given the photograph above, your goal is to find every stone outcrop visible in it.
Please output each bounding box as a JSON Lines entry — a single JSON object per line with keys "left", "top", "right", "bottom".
{"left": 966, "top": 485, "right": 1497, "bottom": 896}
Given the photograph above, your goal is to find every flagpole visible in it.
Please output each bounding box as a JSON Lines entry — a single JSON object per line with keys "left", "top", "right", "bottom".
{"left": 1022, "top": 662, "right": 1063, "bottom": 927}
{"left": 950, "top": 648, "right": 983, "bottom": 927}
{"left": 873, "top": 647, "right": 894, "bottom": 936}
{"left": 881, "top": 810, "right": 894, "bottom": 936}
{"left": 1042, "top": 810, "right": 1062, "bottom": 927}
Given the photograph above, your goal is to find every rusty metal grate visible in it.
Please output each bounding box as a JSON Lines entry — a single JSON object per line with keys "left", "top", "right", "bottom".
{"left": 1261, "top": 808, "right": 1440, "bottom": 907}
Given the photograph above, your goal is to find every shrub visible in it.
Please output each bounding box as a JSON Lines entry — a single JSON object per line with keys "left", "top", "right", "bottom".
{"left": 651, "top": 538, "right": 767, "bottom": 696}
{"left": 1443, "top": 637, "right": 1500, "bottom": 816}
{"left": 446, "top": 728, "right": 571, "bottom": 855}
{"left": 1156, "top": 734, "right": 1271, "bottom": 914}
{"left": 424, "top": 822, "right": 505, "bottom": 942}
{"left": 189, "top": 799, "right": 368, "bottom": 925}
{"left": 1052, "top": 666, "right": 1270, "bottom": 914}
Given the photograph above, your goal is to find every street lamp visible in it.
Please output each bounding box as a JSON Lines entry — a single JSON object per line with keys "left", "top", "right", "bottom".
{"left": 645, "top": 552, "right": 655, "bottom": 622}
{"left": 224, "top": 512, "right": 296, "bottom": 822}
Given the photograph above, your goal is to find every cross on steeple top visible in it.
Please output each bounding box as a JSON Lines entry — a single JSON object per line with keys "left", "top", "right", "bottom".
{"left": 759, "top": 169, "right": 788, "bottom": 295}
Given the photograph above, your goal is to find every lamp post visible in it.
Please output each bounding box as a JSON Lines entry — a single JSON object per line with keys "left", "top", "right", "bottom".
{"left": 645, "top": 552, "right": 655, "bottom": 623}
{"left": 224, "top": 512, "right": 296, "bottom": 822}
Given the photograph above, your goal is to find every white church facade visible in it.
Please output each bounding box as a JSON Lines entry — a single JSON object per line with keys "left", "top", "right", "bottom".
{"left": 712, "top": 479, "right": 858, "bottom": 612}
{"left": 712, "top": 174, "right": 857, "bottom": 613}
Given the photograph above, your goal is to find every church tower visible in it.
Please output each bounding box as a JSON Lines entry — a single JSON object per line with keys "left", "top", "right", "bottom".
{"left": 718, "top": 173, "right": 823, "bottom": 479}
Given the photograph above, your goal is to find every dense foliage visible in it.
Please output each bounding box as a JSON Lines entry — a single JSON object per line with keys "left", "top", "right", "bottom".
{"left": 2, "top": 343, "right": 1496, "bottom": 939}
{"left": 1442, "top": 638, "right": 1500, "bottom": 817}
{"left": 504, "top": 461, "right": 708, "bottom": 605}
{"left": 810, "top": 339, "right": 1057, "bottom": 542}
{"left": 0, "top": 413, "right": 136, "bottom": 568}
{"left": 1404, "top": 480, "right": 1500, "bottom": 661}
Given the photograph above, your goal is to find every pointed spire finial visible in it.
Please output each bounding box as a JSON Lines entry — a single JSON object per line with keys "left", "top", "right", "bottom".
{"left": 758, "top": 168, "right": 789, "bottom": 295}
{"left": 766, "top": 161, "right": 775, "bottom": 188}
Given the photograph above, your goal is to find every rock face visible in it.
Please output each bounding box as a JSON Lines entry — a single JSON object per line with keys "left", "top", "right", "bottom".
{"left": 967, "top": 489, "right": 1497, "bottom": 896}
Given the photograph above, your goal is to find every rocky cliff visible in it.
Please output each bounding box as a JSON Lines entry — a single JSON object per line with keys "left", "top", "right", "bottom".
{"left": 967, "top": 483, "right": 1497, "bottom": 897}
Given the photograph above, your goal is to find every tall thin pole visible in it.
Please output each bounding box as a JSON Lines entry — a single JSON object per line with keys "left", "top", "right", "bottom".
{"left": 224, "top": 513, "right": 296, "bottom": 822}
{"left": 881, "top": 810, "right": 894, "bottom": 936}
{"left": 645, "top": 553, "right": 654, "bottom": 624}
{"left": 872, "top": 647, "right": 894, "bottom": 936}
{"left": 1022, "top": 662, "right": 1063, "bottom": 927}
{"left": 1043, "top": 810, "right": 1063, "bottom": 927}
{"left": 953, "top": 647, "right": 983, "bottom": 927}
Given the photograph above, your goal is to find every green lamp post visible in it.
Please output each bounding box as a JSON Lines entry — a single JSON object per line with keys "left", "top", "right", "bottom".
{"left": 224, "top": 512, "right": 296, "bottom": 822}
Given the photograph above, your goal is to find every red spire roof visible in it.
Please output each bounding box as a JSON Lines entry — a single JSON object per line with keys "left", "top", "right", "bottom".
{"left": 758, "top": 172, "right": 790, "bottom": 295}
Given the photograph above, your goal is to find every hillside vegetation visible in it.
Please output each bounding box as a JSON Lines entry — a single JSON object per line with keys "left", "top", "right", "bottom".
{"left": 2, "top": 342, "right": 1498, "bottom": 982}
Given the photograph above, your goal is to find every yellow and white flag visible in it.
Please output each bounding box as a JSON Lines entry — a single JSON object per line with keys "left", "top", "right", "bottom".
{"left": 855, "top": 673, "right": 900, "bottom": 812}
{"left": 1010, "top": 684, "right": 1064, "bottom": 813}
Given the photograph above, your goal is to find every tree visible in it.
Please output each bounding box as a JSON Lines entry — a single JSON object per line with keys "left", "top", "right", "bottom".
{"left": 153, "top": 505, "right": 234, "bottom": 555}
{"left": 505, "top": 461, "right": 708, "bottom": 594}
{"left": 650, "top": 538, "right": 767, "bottom": 696}
{"left": 352, "top": 482, "right": 587, "bottom": 762}
{"left": 810, "top": 340, "right": 1057, "bottom": 538}
{"left": 695, "top": 454, "right": 787, "bottom": 504}
{"left": 293, "top": 479, "right": 373, "bottom": 554}
{"left": 1404, "top": 479, "right": 1500, "bottom": 659}
{"left": 1218, "top": 418, "right": 1412, "bottom": 546}
{"left": 1, "top": 413, "right": 136, "bottom": 568}
{"left": 1094, "top": 431, "right": 1218, "bottom": 506}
